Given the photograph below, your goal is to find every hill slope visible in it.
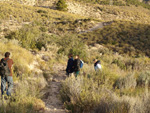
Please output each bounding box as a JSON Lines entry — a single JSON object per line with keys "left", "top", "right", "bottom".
{"left": 0, "top": 1, "right": 150, "bottom": 113}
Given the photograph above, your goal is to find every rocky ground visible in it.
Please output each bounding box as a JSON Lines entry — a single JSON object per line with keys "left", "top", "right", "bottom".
{"left": 43, "top": 65, "right": 69, "bottom": 113}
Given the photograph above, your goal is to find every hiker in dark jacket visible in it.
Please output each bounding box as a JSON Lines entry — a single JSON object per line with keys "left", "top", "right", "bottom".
{"left": 73, "top": 55, "right": 80, "bottom": 77}
{"left": 66, "top": 54, "right": 74, "bottom": 77}
{"left": 0, "top": 52, "right": 14, "bottom": 97}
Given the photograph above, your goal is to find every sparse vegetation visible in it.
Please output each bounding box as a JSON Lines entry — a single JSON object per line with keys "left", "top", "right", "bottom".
{"left": 60, "top": 48, "right": 150, "bottom": 113}
{"left": 0, "top": 1, "right": 150, "bottom": 113}
{"left": 79, "top": 21, "right": 150, "bottom": 57}
{"left": 73, "top": 0, "right": 150, "bottom": 9}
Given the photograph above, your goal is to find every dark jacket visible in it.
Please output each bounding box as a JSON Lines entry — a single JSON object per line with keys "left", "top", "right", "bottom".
{"left": 73, "top": 59, "right": 80, "bottom": 72}
{"left": 94, "top": 60, "right": 100, "bottom": 67}
{"left": 66, "top": 57, "right": 74, "bottom": 73}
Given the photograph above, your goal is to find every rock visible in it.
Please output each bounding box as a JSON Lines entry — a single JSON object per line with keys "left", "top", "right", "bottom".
{"left": 31, "top": 50, "right": 37, "bottom": 55}
{"left": 42, "top": 55, "right": 50, "bottom": 62}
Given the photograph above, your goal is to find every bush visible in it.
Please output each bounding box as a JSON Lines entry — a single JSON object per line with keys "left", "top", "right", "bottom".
{"left": 5, "top": 25, "right": 53, "bottom": 50}
{"left": 56, "top": 0, "right": 68, "bottom": 11}
{"left": 5, "top": 25, "right": 41, "bottom": 49}
{"left": 60, "top": 76, "right": 103, "bottom": 113}
{"left": 57, "top": 35, "right": 89, "bottom": 62}
{"left": 137, "top": 71, "right": 150, "bottom": 87}
{"left": 94, "top": 99, "right": 130, "bottom": 113}
{"left": 114, "top": 73, "right": 137, "bottom": 90}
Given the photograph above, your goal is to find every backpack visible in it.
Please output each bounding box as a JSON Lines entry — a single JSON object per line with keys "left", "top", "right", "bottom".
{"left": 0, "top": 58, "right": 10, "bottom": 77}
{"left": 80, "top": 60, "right": 84, "bottom": 68}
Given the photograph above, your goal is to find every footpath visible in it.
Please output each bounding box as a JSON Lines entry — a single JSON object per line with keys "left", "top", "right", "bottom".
{"left": 43, "top": 65, "right": 69, "bottom": 113}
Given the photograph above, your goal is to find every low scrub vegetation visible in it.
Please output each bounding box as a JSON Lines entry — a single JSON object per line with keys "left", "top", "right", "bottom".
{"left": 0, "top": 2, "right": 83, "bottom": 23}
{"left": 79, "top": 20, "right": 150, "bottom": 57}
{"left": 60, "top": 46, "right": 150, "bottom": 113}
{"left": 0, "top": 1, "right": 150, "bottom": 113}
{"left": 74, "top": 0, "right": 150, "bottom": 9}
{"left": 61, "top": 68, "right": 150, "bottom": 113}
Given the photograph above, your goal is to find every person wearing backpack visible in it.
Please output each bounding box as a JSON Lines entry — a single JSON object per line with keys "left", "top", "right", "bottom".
{"left": 66, "top": 54, "right": 74, "bottom": 77}
{"left": 94, "top": 59, "right": 102, "bottom": 72}
{"left": 0, "top": 52, "right": 14, "bottom": 97}
{"left": 73, "top": 55, "right": 81, "bottom": 77}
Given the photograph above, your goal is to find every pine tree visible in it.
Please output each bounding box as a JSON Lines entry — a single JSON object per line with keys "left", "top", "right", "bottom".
{"left": 56, "top": 0, "right": 68, "bottom": 11}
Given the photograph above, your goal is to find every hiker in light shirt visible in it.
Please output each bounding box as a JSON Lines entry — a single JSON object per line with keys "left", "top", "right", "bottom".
{"left": 94, "top": 59, "right": 102, "bottom": 71}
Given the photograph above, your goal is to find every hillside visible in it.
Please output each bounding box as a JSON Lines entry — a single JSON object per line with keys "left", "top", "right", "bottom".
{"left": 0, "top": 0, "right": 150, "bottom": 113}
{"left": 79, "top": 21, "right": 150, "bottom": 57}
{"left": 0, "top": 0, "right": 150, "bottom": 23}
{"left": 0, "top": 2, "right": 150, "bottom": 56}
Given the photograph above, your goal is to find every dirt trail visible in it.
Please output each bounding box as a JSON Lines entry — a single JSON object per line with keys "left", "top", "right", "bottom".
{"left": 43, "top": 66, "right": 68, "bottom": 113}
{"left": 79, "top": 21, "right": 113, "bottom": 34}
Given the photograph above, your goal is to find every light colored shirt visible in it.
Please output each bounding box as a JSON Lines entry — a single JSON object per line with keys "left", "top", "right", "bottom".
{"left": 94, "top": 64, "right": 102, "bottom": 71}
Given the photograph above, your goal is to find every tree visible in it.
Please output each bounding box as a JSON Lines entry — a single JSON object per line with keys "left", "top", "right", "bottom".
{"left": 56, "top": 0, "right": 68, "bottom": 11}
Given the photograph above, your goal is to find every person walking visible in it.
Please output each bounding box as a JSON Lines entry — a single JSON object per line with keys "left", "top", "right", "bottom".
{"left": 94, "top": 59, "right": 102, "bottom": 72}
{"left": 73, "top": 55, "right": 80, "bottom": 77}
{"left": 66, "top": 54, "right": 74, "bottom": 77}
{"left": 0, "top": 52, "right": 14, "bottom": 97}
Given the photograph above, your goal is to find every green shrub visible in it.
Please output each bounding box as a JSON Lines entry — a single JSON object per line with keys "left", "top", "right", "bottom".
{"left": 57, "top": 35, "right": 89, "bottom": 61}
{"left": 56, "top": 0, "right": 68, "bottom": 11}
{"left": 4, "top": 24, "right": 53, "bottom": 50}
{"left": 5, "top": 25, "right": 41, "bottom": 49}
